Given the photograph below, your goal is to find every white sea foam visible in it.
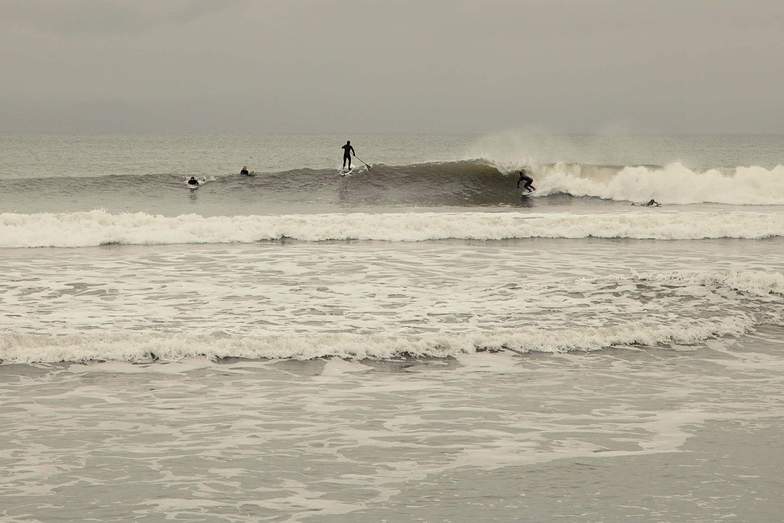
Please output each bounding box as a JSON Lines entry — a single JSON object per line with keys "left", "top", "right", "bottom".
{"left": 536, "top": 163, "right": 784, "bottom": 205}
{"left": 0, "top": 315, "right": 756, "bottom": 364}
{"left": 643, "top": 270, "right": 784, "bottom": 297}
{"left": 7, "top": 265, "right": 783, "bottom": 365}
{"left": 1, "top": 209, "right": 783, "bottom": 248}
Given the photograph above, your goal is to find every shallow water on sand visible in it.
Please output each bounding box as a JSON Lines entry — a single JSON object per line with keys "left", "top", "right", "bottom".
{"left": 2, "top": 332, "right": 784, "bottom": 522}
{"left": 2, "top": 238, "right": 784, "bottom": 521}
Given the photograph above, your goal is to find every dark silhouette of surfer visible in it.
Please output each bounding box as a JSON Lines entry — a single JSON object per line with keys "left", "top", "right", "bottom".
{"left": 240, "top": 166, "right": 249, "bottom": 176}
{"left": 517, "top": 169, "right": 535, "bottom": 192}
{"left": 341, "top": 140, "right": 355, "bottom": 170}
{"left": 187, "top": 176, "right": 199, "bottom": 186}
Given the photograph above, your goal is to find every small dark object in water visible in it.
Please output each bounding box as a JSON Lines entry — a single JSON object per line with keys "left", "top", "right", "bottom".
{"left": 633, "top": 199, "right": 661, "bottom": 207}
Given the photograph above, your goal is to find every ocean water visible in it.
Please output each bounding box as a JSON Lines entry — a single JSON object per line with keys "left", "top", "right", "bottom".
{"left": 2, "top": 133, "right": 784, "bottom": 521}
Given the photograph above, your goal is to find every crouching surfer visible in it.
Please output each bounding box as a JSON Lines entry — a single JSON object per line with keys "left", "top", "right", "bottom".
{"left": 517, "top": 169, "right": 535, "bottom": 193}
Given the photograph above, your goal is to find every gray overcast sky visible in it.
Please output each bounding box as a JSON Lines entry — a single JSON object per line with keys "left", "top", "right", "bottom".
{"left": 1, "top": 0, "right": 783, "bottom": 134}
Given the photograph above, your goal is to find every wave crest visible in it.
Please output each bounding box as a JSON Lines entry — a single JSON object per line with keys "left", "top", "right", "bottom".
{"left": 2, "top": 160, "right": 782, "bottom": 209}
{"left": 0, "top": 317, "right": 756, "bottom": 365}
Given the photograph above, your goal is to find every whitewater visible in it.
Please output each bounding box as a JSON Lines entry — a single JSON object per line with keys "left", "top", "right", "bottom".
{"left": 2, "top": 208, "right": 784, "bottom": 248}
{"left": 2, "top": 133, "right": 784, "bottom": 522}
{"left": 1, "top": 132, "right": 782, "bottom": 363}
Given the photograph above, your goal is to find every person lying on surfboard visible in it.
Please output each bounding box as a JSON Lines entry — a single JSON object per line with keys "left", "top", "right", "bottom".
{"left": 631, "top": 199, "right": 661, "bottom": 207}
{"left": 517, "top": 169, "right": 535, "bottom": 192}
{"left": 341, "top": 140, "right": 356, "bottom": 171}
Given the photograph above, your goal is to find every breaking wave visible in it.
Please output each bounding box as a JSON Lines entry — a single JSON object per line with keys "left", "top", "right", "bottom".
{"left": 1, "top": 209, "right": 784, "bottom": 248}
{"left": 1, "top": 270, "right": 780, "bottom": 364}
{"left": 1, "top": 160, "right": 782, "bottom": 210}
{"left": 534, "top": 162, "right": 784, "bottom": 205}
{"left": 0, "top": 319, "right": 751, "bottom": 364}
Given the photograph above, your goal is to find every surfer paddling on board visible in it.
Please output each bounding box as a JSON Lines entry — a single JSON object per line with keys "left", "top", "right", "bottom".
{"left": 341, "top": 140, "right": 356, "bottom": 171}
{"left": 633, "top": 199, "right": 661, "bottom": 207}
{"left": 517, "top": 169, "right": 535, "bottom": 193}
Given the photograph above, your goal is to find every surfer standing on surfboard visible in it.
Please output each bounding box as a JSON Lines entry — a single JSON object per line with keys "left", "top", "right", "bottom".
{"left": 517, "top": 169, "right": 535, "bottom": 193}
{"left": 341, "top": 140, "right": 356, "bottom": 171}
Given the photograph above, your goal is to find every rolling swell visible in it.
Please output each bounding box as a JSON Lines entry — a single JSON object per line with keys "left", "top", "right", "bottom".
{"left": 235, "top": 160, "right": 784, "bottom": 206}
{"left": 0, "top": 161, "right": 524, "bottom": 209}
{"left": 1, "top": 160, "right": 782, "bottom": 210}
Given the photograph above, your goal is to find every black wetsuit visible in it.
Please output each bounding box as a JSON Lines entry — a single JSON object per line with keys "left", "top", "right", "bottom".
{"left": 240, "top": 168, "right": 249, "bottom": 176}
{"left": 187, "top": 178, "right": 199, "bottom": 186}
{"left": 517, "top": 171, "right": 535, "bottom": 192}
{"left": 342, "top": 143, "right": 355, "bottom": 169}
